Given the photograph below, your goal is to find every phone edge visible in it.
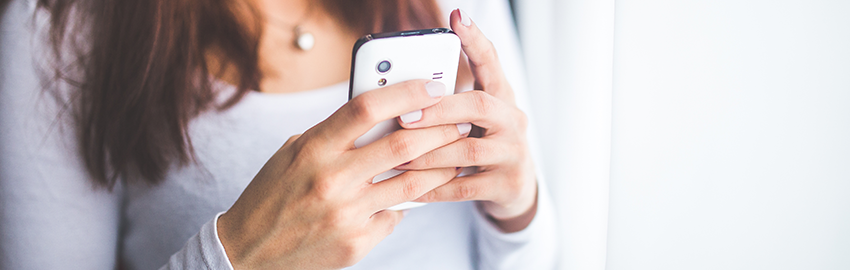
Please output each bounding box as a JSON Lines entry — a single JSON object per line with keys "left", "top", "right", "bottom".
{"left": 347, "top": 28, "right": 455, "bottom": 100}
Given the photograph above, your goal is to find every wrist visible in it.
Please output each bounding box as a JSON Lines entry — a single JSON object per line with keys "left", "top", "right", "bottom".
{"left": 217, "top": 212, "right": 249, "bottom": 269}
{"left": 479, "top": 182, "right": 538, "bottom": 233}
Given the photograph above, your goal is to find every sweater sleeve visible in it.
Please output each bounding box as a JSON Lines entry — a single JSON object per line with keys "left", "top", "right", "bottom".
{"left": 160, "top": 212, "right": 235, "bottom": 270}
{"left": 0, "top": 1, "right": 123, "bottom": 269}
{"left": 473, "top": 179, "right": 559, "bottom": 270}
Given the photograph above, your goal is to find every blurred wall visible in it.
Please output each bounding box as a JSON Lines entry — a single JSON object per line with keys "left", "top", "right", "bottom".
{"left": 516, "top": 0, "right": 850, "bottom": 269}
{"left": 515, "top": 0, "right": 614, "bottom": 270}
{"left": 607, "top": 1, "right": 850, "bottom": 269}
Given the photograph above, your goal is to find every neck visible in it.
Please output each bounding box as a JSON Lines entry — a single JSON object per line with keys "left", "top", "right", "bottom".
{"left": 209, "top": 0, "right": 359, "bottom": 94}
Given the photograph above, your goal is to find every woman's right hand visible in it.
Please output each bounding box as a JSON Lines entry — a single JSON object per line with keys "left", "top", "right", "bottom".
{"left": 217, "top": 80, "right": 466, "bottom": 270}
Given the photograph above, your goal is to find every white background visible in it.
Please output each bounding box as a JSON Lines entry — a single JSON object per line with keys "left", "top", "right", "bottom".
{"left": 516, "top": 0, "right": 850, "bottom": 269}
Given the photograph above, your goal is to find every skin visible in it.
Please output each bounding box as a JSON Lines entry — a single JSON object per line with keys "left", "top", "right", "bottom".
{"left": 253, "top": 0, "right": 357, "bottom": 93}
{"left": 401, "top": 11, "right": 538, "bottom": 230}
{"left": 216, "top": 3, "right": 539, "bottom": 269}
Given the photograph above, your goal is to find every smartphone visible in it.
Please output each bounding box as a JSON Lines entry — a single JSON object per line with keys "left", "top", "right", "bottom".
{"left": 349, "top": 28, "right": 462, "bottom": 210}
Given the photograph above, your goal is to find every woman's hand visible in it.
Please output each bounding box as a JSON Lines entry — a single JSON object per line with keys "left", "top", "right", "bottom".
{"left": 396, "top": 9, "right": 539, "bottom": 233}
{"left": 217, "top": 80, "right": 467, "bottom": 269}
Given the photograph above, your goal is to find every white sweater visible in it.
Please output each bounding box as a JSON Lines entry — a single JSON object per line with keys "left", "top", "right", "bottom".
{"left": 0, "top": 0, "right": 558, "bottom": 269}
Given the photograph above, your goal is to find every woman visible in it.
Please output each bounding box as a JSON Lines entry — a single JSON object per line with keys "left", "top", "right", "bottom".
{"left": 0, "top": 0, "right": 557, "bottom": 269}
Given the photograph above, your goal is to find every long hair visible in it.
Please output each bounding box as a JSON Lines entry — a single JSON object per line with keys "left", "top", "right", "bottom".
{"left": 37, "top": 0, "right": 443, "bottom": 188}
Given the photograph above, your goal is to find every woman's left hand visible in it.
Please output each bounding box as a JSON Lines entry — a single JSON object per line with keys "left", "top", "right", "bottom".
{"left": 395, "top": 9, "right": 538, "bottom": 233}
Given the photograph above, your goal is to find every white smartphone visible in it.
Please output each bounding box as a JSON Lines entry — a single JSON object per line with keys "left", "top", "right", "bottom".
{"left": 349, "top": 28, "right": 462, "bottom": 210}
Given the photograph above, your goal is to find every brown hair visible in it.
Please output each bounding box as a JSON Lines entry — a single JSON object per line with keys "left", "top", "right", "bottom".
{"left": 37, "top": 0, "right": 443, "bottom": 188}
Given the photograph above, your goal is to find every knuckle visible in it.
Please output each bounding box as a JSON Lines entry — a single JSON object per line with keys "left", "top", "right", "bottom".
{"left": 504, "top": 177, "right": 524, "bottom": 199}
{"left": 284, "top": 134, "right": 301, "bottom": 146}
{"left": 336, "top": 240, "right": 361, "bottom": 267}
{"left": 294, "top": 139, "right": 319, "bottom": 159}
{"left": 281, "top": 135, "right": 307, "bottom": 157}
{"left": 464, "top": 139, "right": 488, "bottom": 164}
{"left": 455, "top": 183, "right": 478, "bottom": 201}
{"left": 445, "top": 167, "right": 461, "bottom": 178}
{"left": 401, "top": 80, "right": 424, "bottom": 97}
{"left": 484, "top": 41, "right": 499, "bottom": 60}
{"left": 429, "top": 100, "right": 448, "bottom": 120}
{"left": 324, "top": 208, "right": 352, "bottom": 230}
{"left": 349, "top": 94, "right": 380, "bottom": 124}
{"left": 311, "top": 171, "right": 342, "bottom": 200}
{"left": 510, "top": 143, "right": 527, "bottom": 163}
{"left": 384, "top": 218, "right": 398, "bottom": 235}
{"left": 419, "top": 152, "right": 437, "bottom": 168}
{"left": 401, "top": 175, "right": 424, "bottom": 200}
{"left": 472, "top": 40, "right": 499, "bottom": 65}
{"left": 514, "top": 109, "right": 529, "bottom": 130}
{"left": 442, "top": 123, "right": 459, "bottom": 138}
{"left": 387, "top": 135, "right": 415, "bottom": 159}
{"left": 470, "top": 91, "right": 495, "bottom": 116}
{"left": 418, "top": 190, "right": 437, "bottom": 203}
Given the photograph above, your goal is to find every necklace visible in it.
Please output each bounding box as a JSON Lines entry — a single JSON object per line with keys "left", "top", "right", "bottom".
{"left": 265, "top": 4, "right": 315, "bottom": 51}
{"left": 293, "top": 25, "right": 314, "bottom": 51}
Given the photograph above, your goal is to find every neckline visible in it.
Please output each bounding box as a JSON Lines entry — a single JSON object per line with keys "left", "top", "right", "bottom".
{"left": 245, "top": 80, "right": 348, "bottom": 99}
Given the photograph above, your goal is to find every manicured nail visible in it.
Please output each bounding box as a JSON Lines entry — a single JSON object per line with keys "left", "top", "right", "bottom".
{"left": 458, "top": 8, "right": 472, "bottom": 27}
{"left": 400, "top": 110, "right": 423, "bottom": 123}
{"left": 457, "top": 122, "right": 472, "bottom": 135}
{"left": 426, "top": 81, "right": 446, "bottom": 98}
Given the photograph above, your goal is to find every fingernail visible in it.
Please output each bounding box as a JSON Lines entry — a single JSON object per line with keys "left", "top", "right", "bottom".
{"left": 457, "top": 122, "right": 472, "bottom": 135}
{"left": 400, "top": 110, "right": 423, "bottom": 123}
{"left": 458, "top": 8, "right": 472, "bottom": 27}
{"left": 426, "top": 81, "right": 446, "bottom": 98}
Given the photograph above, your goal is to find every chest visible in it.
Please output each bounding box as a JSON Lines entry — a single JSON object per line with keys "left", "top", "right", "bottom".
{"left": 118, "top": 85, "right": 477, "bottom": 270}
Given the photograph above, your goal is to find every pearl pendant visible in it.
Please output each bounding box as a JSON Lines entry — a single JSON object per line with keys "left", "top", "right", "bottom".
{"left": 295, "top": 26, "right": 314, "bottom": 51}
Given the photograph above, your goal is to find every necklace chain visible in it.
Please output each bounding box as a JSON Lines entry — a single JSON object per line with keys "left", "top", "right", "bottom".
{"left": 264, "top": 4, "right": 315, "bottom": 51}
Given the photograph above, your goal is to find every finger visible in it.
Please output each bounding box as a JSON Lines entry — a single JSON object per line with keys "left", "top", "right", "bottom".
{"left": 366, "top": 167, "right": 461, "bottom": 211}
{"left": 394, "top": 138, "right": 513, "bottom": 170}
{"left": 347, "top": 124, "right": 468, "bottom": 179}
{"left": 449, "top": 9, "right": 513, "bottom": 102}
{"left": 399, "top": 90, "right": 524, "bottom": 134}
{"left": 368, "top": 210, "right": 405, "bottom": 240}
{"left": 308, "top": 80, "right": 446, "bottom": 149}
{"left": 413, "top": 170, "right": 502, "bottom": 203}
